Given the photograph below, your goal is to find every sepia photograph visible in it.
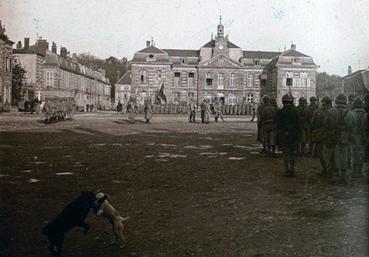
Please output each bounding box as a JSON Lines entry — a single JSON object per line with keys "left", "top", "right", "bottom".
{"left": 0, "top": 0, "right": 368, "bottom": 256}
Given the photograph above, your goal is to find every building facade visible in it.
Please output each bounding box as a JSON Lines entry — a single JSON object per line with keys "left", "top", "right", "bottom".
{"left": 115, "top": 70, "right": 131, "bottom": 104}
{"left": 13, "top": 38, "right": 112, "bottom": 110}
{"left": 128, "top": 18, "right": 318, "bottom": 106}
{"left": 342, "top": 68, "right": 369, "bottom": 98}
{"left": 0, "top": 21, "right": 14, "bottom": 107}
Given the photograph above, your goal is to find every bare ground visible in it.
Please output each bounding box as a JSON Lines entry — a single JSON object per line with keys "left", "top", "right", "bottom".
{"left": 0, "top": 113, "right": 367, "bottom": 257}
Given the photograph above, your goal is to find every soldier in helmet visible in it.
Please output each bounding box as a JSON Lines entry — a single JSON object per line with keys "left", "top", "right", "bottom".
{"left": 257, "top": 95, "right": 269, "bottom": 153}
{"left": 276, "top": 94, "right": 301, "bottom": 177}
{"left": 325, "top": 94, "right": 355, "bottom": 185}
{"left": 311, "top": 96, "right": 332, "bottom": 177}
{"left": 296, "top": 97, "right": 308, "bottom": 155}
{"left": 351, "top": 97, "right": 366, "bottom": 177}
{"left": 306, "top": 96, "right": 319, "bottom": 154}
{"left": 347, "top": 94, "right": 355, "bottom": 110}
{"left": 261, "top": 96, "right": 277, "bottom": 156}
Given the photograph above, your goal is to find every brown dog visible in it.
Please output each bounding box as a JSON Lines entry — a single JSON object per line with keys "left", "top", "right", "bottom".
{"left": 95, "top": 192, "right": 129, "bottom": 248}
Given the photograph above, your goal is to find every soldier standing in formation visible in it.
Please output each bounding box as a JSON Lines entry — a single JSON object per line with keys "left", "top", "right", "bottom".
{"left": 261, "top": 96, "right": 277, "bottom": 157}
{"left": 257, "top": 96, "right": 268, "bottom": 154}
{"left": 306, "top": 96, "right": 319, "bottom": 154}
{"left": 325, "top": 94, "right": 355, "bottom": 185}
{"left": 144, "top": 98, "right": 153, "bottom": 123}
{"left": 311, "top": 96, "right": 332, "bottom": 177}
{"left": 189, "top": 99, "right": 197, "bottom": 123}
{"left": 276, "top": 94, "right": 301, "bottom": 177}
{"left": 296, "top": 97, "right": 308, "bottom": 155}
{"left": 351, "top": 97, "right": 366, "bottom": 177}
{"left": 200, "top": 99, "right": 210, "bottom": 124}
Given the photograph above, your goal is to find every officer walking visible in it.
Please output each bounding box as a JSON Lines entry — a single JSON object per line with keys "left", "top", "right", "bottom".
{"left": 325, "top": 94, "right": 355, "bottom": 185}
{"left": 189, "top": 99, "right": 197, "bottom": 123}
{"left": 276, "top": 94, "right": 301, "bottom": 177}
{"left": 311, "top": 96, "right": 332, "bottom": 177}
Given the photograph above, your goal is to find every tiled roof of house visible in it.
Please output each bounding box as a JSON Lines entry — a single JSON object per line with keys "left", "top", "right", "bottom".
{"left": 243, "top": 51, "right": 281, "bottom": 59}
{"left": 137, "top": 46, "right": 166, "bottom": 54}
{"left": 116, "top": 71, "right": 131, "bottom": 84}
{"left": 281, "top": 49, "right": 309, "bottom": 57}
{"left": 13, "top": 45, "right": 45, "bottom": 56}
{"left": 201, "top": 39, "right": 240, "bottom": 48}
{"left": 162, "top": 49, "right": 199, "bottom": 57}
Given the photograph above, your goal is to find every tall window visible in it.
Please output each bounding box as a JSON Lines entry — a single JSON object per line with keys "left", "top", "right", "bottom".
{"left": 246, "top": 93, "right": 254, "bottom": 103}
{"left": 174, "top": 72, "right": 181, "bottom": 85}
{"left": 156, "top": 70, "right": 162, "bottom": 81}
{"left": 46, "top": 71, "right": 54, "bottom": 88}
{"left": 218, "top": 73, "right": 224, "bottom": 89}
{"left": 188, "top": 72, "right": 195, "bottom": 86}
{"left": 140, "top": 70, "right": 147, "bottom": 83}
{"left": 206, "top": 72, "right": 212, "bottom": 87}
{"left": 246, "top": 74, "right": 253, "bottom": 87}
{"left": 254, "top": 59, "right": 260, "bottom": 66}
{"left": 228, "top": 93, "right": 237, "bottom": 105}
{"left": 300, "top": 72, "right": 308, "bottom": 87}
{"left": 230, "top": 73, "right": 236, "bottom": 87}
{"left": 285, "top": 72, "right": 293, "bottom": 87}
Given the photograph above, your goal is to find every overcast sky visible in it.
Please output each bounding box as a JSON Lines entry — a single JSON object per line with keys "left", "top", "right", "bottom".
{"left": 1, "top": 0, "right": 368, "bottom": 75}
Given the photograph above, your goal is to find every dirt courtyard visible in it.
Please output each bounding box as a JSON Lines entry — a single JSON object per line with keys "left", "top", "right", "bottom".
{"left": 0, "top": 113, "right": 368, "bottom": 257}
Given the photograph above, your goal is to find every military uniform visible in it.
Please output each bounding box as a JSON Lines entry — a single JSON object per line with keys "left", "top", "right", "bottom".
{"left": 189, "top": 100, "right": 197, "bottom": 123}
{"left": 351, "top": 98, "right": 366, "bottom": 177}
{"left": 311, "top": 96, "right": 332, "bottom": 177}
{"left": 324, "top": 94, "right": 355, "bottom": 185}
{"left": 296, "top": 97, "right": 308, "bottom": 155}
{"left": 214, "top": 99, "right": 224, "bottom": 122}
{"left": 200, "top": 99, "right": 210, "bottom": 124}
{"left": 276, "top": 94, "right": 300, "bottom": 177}
{"left": 257, "top": 96, "right": 269, "bottom": 153}
{"left": 127, "top": 97, "right": 138, "bottom": 123}
{"left": 144, "top": 98, "right": 153, "bottom": 123}
{"left": 261, "top": 99, "right": 276, "bottom": 156}
{"left": 306, "top": 96, "right": 319, "bottom": 153}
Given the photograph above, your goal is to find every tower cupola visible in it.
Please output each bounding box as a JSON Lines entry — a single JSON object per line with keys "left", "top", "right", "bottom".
{"left": 217, "top": 15, "right": 224, "bottom": 38}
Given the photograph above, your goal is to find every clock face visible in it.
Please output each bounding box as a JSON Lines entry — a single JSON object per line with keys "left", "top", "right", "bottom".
{"left": 219, "top": 44, "right": 224, "bottom": 49}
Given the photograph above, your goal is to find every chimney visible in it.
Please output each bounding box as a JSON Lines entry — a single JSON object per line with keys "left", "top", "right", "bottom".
{"left": 16, "top": 41, "right": 22, "bottom": 49}
{"left": 146, "top": 40, "right": 150, "bottom": 47}
{"left": 72, "top": 53, "right": 78, "bottom": 62}
{"left": 291, "top": 43, "right": 296, "bottom": 50}
{"left": 60, "top": 47, "right": 67, "bottom": 58}
{"left": 24, "top": 38, "right": 30, "bottom": 49}
{"left": 36, "top": 38, "right": 49, "bottom": 54}
{"left": 52, "top": 42, "right": 57, "bottom": 53}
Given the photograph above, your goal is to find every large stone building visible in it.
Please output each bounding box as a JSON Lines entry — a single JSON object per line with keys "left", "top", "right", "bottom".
{"left": 126, "top": 18, "right": 318, "bottom": 106}
{"left": 13, "top": 38, "right": 112, "bottom": 110}
{"left": 0, "top": 21, "right": 14, "bottom": 107}
{"left": 342, "top": 68, "right": 369, "bottom": 98}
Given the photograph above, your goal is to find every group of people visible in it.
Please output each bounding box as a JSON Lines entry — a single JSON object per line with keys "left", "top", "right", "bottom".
{"left": 189, "top": 98, "right": 225, "bottom": 124}
{"left": 258, "top": 93, "right": 369, "bottom": 185}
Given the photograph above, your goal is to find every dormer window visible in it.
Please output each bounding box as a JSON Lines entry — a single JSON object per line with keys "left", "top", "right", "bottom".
{"left": 149, "top": 54, "right": 154, "bottom": 58}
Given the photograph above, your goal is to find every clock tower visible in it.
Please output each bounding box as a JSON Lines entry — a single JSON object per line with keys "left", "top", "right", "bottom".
{"left": 213, "top": 16, "right": 229, "bottom": 57}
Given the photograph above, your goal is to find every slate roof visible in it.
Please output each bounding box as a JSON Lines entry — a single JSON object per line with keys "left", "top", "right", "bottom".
{"left": 201, "top": 39, "right": 240, "bottom": 48}
{"left": 243, "top": 51, "right": 281, "bottom": 59}
{"left": 281, "top": 49, "right": 309, "bottom": 57}
{"left": 137, "top": 46, "right": 166, "bottom": 54}
{"left": 162, "top": 49, "right": 199, "bottom": 57}
{"left": 13, "top": 45, "right": 45, "bottom": 56}
{"left": 116, "top": 71, "right": 131, "bottom": 84}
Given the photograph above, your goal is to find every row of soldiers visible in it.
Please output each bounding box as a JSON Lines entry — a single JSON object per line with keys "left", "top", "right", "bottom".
{"left": 42, "top": 97, "right": 76, "bottom": 124}
{"left": 258, "top": 93, "right": 369, "bottom": 185}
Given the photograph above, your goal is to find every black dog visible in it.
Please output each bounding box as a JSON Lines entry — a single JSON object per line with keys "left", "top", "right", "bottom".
{"left": 42, "top": 191, "right": 97, "bottom": 257}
